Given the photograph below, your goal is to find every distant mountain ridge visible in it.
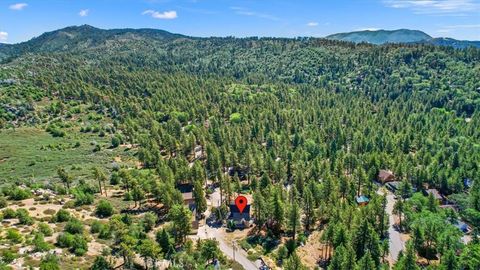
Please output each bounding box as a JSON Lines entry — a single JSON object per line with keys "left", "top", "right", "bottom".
{"left": 0, "top": 25, "right": 479, "bottom": 61}
{"left": 326, "top": 29, "right": 480, "bottom": 49}
{"left": 0, "top": 25, "right": 186, "bottom": 57}
{"left": 326, "top": 29, "right": 432, "bottom": 45}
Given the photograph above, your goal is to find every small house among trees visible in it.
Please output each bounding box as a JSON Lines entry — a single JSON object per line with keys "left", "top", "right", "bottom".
{"left": 378, "top": 169, "right": 395, "bottom": 184}
{"left": 177, "top": 184, "right": 199, "bottom": 229}
{"left": 228, "top": 203, "right": 251, "bottom": 229}
{"left": 355, "top": 195, "right": 370, "bottom": 206}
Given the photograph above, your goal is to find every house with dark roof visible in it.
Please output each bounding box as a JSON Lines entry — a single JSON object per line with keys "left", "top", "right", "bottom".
{"left": 177, "top": 183, "right": 199, "bottom": 229}
{"left": 378, "top": 170, "right": 395, "bottom": 184}
{"left": 228, "top": 204, "right": 251, "bottom": 229}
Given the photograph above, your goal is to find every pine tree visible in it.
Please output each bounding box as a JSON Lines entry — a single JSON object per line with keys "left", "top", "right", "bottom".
{"left": 288, "top": 201, "right": 301, "bottom": 242}
{"left": 193, "top": 180, "right": 207, "bottom": 216}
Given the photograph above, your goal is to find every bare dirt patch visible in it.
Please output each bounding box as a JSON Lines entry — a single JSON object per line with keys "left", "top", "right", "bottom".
{"left": 297, "top": 231, "right": 328, "bottom": 269}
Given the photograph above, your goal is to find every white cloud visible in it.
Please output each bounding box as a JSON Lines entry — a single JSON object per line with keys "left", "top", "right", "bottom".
{"left": 384, "top": 0, "right": 480, "bottom": 15}
{"left": 0, "top": 32, "right": 8, "bottom": 42}
{"left": 79, "top": 9, "right": 89, "bottom": 17}
{"left": 307, "top": 22, "right": 319, "bottom": 27}
{"left": 9, "top": 3, "right": 28, "bottom": 10}
{"left": 142, "top": 10, "right": 177, "bottom": 19}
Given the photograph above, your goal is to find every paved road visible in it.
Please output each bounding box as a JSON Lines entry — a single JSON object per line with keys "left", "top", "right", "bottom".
{"left": 196, "top": 187, "right": 261, "bottom": 270}
{"left": 377, "top": 189, "right": 405, "bottom": 262}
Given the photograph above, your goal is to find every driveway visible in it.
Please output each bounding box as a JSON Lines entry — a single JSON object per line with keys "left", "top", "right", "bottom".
{"left": 196, "top": 186, "right": 261, "bottom": 270}
{"left": 377, "top": 189, "right": 406, "bottom": 262}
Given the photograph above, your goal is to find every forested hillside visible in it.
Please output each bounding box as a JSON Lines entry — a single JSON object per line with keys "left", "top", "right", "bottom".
{"left": 0, "top": 25, "right": 479, "bottom": 269}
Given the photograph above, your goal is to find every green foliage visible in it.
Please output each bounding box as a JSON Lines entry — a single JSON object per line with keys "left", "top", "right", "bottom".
{"left": 2, "top": 208, "right": 16, "bottom": 219}
{"left": 38, "top": 222, "right": 53, "bottom": 236}
{"left": 72, "top": 189, "right": 94, "bottom": 206}
{"left": 33, "top": 233, "right": 52, "bottom": 252}
{"left": 46, "top": 125, "right": 66, "bottom": 137}
{"left": 198, "top": 239, "right": 221, "bottom": 263}
{"left": 39, "top": 254, "right": 60, "bottom": 270}
{"left": 54, "top": 209, "right": 71, "bottom": 222}
{"left": 56, "top": 232, "right": 88, "bottom": 255}
{"left": 1, "top": 250, "right": 17, "bottom": 264}
{"left": 141, "top": 212, "right": 157, "bottom": 232}
{"left": 168, "top": 204, "right": 192, "bottom": 244}
{"left": 90, "top": 256, "right": 113, "bottom": 270}
{"left": 16, "top": 208, "right": 34, "bottom": 225}
{"left": 7, "top": 187, "right": 32, "bottom": 200}
{"left": 64, "top": 218, "right": 84, "bottom": 234}
{"left": 6, "top": 229, "right": 22, "bottom": 244}
{"left": 0, "top": 197, "right": 7, "bottom": 209}
{"left": 229, "top": 113, "right": 242, "bottom": 124}
{"left": 156, "top": 228, "right": 174, "bottom": 258}
{"left": 95, "top": 200, "right": 114, "bottom": 218}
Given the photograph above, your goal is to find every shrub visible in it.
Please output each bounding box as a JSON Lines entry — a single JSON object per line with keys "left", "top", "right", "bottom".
{"left": 2, "top": 208, "right": 16, "bottom": 219}
{"left": 111, "top": 136, "right": 121, "bottom": 148}
{"left": 46, "top": 125, "right": 66, "bottom": 137}
{"left": 54, "top": 209, "right": 71, "bottom": 222}
{"left": 38, "top": 222, "right": 53, "bottom": 236}
{"left": 91, "top": 256, "right": 112, "bottom": 270}
{"left": 6, "top": 229, "right": 23, "bottom": 244}
{"left": 16, "top": 209, "right": 34, "bottom": 225}
{"left": 65, "top": 218, "right": 84, "bottom": 234}
{"left": 33, "top": 233, "right": 52, "bottom": 252}
{"left": 8, "top": 187, "right": 32, "bottom": 200}
{"left": 73, "top": 191, "right": 94, "bottom": 206}
{"left": 229, "top": 112, "right": 242, "bottom": 123}
{"left": 93, "top": 144, "right": 101, "bottom": 152}
{"left": 0, "top": 197, "right": 7, "bottom": 209}
{"left": 98, "top": 225, "right": 112, "bottom": 240}
{"left": 56, "top": 233, "right": 74, "bottom": 248}
{"left": 1, "top": 250, "right": 17, "bottom": 264}
{"left": 95, "top": 200, "right": 114, "bottom": 218}
{"left": 39, "top": 253, "right": 60, "bottom": 270}
{"left": 110, "top": 173, "right": 120, "bottom": 185}
{"left": 90, "top": 220, "right": 104, "bottom": 234}
{"left": 71, "top": 234, "right": 88, "bottom": 256}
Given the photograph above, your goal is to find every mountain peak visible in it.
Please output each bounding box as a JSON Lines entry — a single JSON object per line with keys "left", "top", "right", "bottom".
{"left": 326, "top": 29, "right": 432, "bottom": 45}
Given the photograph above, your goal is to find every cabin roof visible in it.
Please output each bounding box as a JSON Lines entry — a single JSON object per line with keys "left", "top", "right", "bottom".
{"left": 229, "top": 204, "right": 251, "bottom": 214}
{"left": 378, "top": 170, "right": 395, "bottom": 182}
{"left": 356, "top": 195, "right": 369, "bottom": 204}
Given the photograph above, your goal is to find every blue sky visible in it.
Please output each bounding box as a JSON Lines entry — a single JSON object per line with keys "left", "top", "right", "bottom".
{"left": 1, "top": 0, "right": 479, "bottom": 43}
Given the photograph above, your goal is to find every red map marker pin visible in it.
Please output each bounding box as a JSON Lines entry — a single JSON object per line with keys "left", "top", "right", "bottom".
{"left": 235, "top": 195, "right": 248, "bottom": 213}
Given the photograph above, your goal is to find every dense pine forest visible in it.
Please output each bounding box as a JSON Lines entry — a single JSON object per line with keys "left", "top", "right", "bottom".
{"left": 0, "top": 25, "right": 479, "bottom": 270}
